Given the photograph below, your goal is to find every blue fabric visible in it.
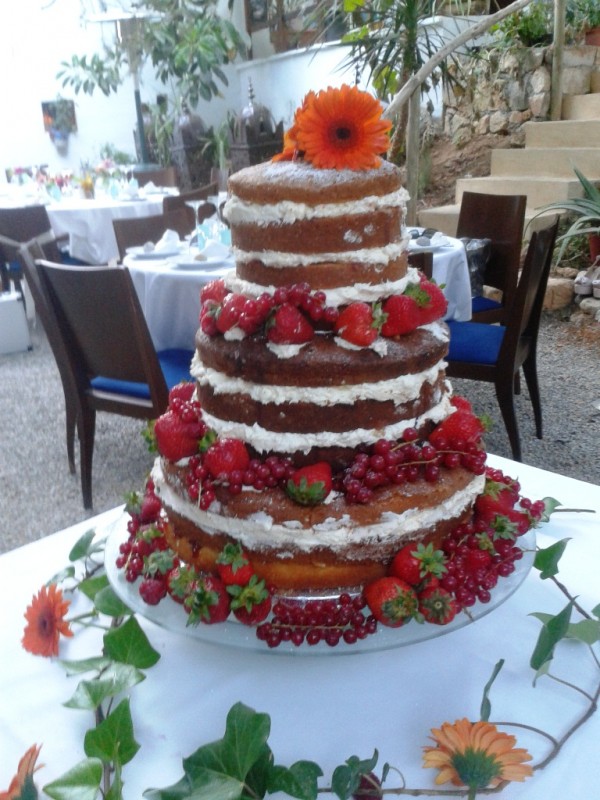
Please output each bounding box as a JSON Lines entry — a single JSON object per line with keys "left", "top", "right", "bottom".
{"left": 472, "top": 295, "right": 501, "bottom": 313}
{"left": 447, "top": 320, "right": 505, "bottom": 365}
{"left": 90, "top": 348, "right": 194, "bottom": 398}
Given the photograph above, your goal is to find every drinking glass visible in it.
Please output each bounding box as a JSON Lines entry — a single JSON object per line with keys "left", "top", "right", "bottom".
{"left": 186, "top": 200, "right": 207, "bottom": 252}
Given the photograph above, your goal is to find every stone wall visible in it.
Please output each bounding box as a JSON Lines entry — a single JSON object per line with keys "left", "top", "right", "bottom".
{"left": 444, "top": 44, "right": 600, "bottom": 145}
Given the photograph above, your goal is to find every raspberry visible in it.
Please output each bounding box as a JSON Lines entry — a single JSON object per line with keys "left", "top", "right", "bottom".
{"left": 139, "top": 577, "right": 167, "bottom": 606}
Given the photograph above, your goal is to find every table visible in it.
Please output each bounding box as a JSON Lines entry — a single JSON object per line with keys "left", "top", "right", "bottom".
{"left": 1, "top": 454, "right": 598, "bottom": 798}
{"left": 46, "top": 193, "right": 172, "bottom": 265}
{"left": 409, "top": 234, "right": 472, "bottom": 321}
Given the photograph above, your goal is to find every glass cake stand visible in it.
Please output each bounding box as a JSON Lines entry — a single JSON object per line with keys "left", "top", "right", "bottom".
{"left": 104, "top": 514, "right": 535, "bottom": 657}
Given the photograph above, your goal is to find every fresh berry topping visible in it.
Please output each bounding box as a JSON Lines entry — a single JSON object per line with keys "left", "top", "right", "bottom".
{"left": 389, "top": 542, "right": 447, "bottom": 586}
{"left": 429, "top": 408, "right": 486, "bottom": 450}
{"left": 335, "top": 301, "right": 382, "bottom": 347}
{"left": 381, "top": 294, "right": 421, "bottom": 336}
{"left": 200, "top": 279, "right": 229, "bottom": 305}
{"left": 185, "top": 575, "right": 231, "bottom": 624}
{"left": 363, "top": 576, "right": 418, "bottom": 628}
{"left": 168, "top": 382, "right": 195, "bottom": 406}
{"left": 416, "top": 278, "right": 448, "bottom": 324}
{"left": 216, "top": 543, "right": 255, "bottom": 586}
{"left": 286, "top": 462, "right": 333, "bottom": 505}
{"left": 216, "top": 293, "right": 247, "bottom": 333}
{"left": 228, "top": 575, "right": 272, "bottom": 625}
{"left": 167, "top": 564, "right": 198, "bottom": 604}
{"left": 203, "top": 438, "right": 250, "bottom": 480}
{"left": 267, "top": 302, "right": 314, "bottom": 344}
{"left": 139, "top": 577, "right": 168, "bottom": 606}
{"left": 154, "top": 408, "right": 205, "bottom": 461}
{"left": 417, "top": 586, "right": 457, "bottom": 625}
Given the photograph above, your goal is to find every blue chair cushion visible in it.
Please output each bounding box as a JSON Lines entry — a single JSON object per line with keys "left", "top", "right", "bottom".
{"left": 446, "top": 320, "right": 505, "bottom": 365}
{"left": 90, "top": 348, "right": 194, "bottom": 399}
{"left": 472, "top": 295, "right": 502, "bottom": 313}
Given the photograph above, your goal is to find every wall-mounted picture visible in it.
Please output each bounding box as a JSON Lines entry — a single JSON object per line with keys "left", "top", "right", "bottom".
{"left": 42, "top": 98, "right": 77, "bottom": 136}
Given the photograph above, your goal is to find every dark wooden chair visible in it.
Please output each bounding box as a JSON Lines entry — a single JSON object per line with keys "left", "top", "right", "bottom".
{"left": 112, "top": 208, "right": 192, "bottom": 260}
{"left": 134, "top": 165, "right": 178, "bottom": 188}
{"left": 163, "top": 182, "right": 218, "bottom": 230}
{"left": 33, "top": 259, "right": 194, "bottom": 508}
{"left": 456, "top": 191, "right": 527, "bottom": 324}
{"left": 407, "top": 250, "right": 433, "bottom": 279}
{"left": 445, "top": 217, "right": 559, "bottom": 462}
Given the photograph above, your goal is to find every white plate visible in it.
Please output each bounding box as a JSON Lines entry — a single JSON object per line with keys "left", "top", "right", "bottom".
{"left": 170, "top": 256, "right": 229, "bottom": 271}
{"left": 104, "top": 514, "right": 535, "bottom": 656}
{"left": 126, "top": 245, "right": 183, "bottom": 260}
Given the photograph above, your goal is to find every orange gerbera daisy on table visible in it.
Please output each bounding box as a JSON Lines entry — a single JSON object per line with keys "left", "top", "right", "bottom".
{"left": 273, "top": 85, "right": 391, "bottom": 170}
{"left": 423, "top": 718, "right": 533, "bottom": 799}
{"left": 22, "top": 583, "right": 73, "bottom": 657}
{"left": 0, "top": 744, "right": 43, "bottom": 800}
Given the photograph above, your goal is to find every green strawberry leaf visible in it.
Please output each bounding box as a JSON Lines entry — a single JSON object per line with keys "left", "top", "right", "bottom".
{"left": 103, "top": 616, "right": 160, "bottom": 668}
{"left": 43, "top": 758, "right": 103, "bottom": 800}
{"left": 530, "top": 601, "right": 574, "bottom": 671}
{"left": 533, "top": 538, "right": 571, "bottom": 579}
{"left": 84, "top": 699, "right": 140, "bottom": 765}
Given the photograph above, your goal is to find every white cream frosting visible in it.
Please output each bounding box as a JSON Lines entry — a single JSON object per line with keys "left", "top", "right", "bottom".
{"left": 232, "top": 240, "right": 406, "bottom": 268}
{"left": 152, "top": 461, "right": 485, "bottom": 557}
{"left": 199, "top": 394, "right": 453, "bottom": 455}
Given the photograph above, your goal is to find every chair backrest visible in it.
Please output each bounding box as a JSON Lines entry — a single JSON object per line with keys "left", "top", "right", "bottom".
{"left": 498, "top": 216, "right": 559, "bottom": 368}
{"left": 0, "top": 205, "right": 63, "bottom": 264}
{"left": 456, "top": 191, "right": 526, "bottom": 308}
{"left": 163, "top": 182, "right": 218, "bottom": 228}
{"left": 407, "top": 250, "right": 433, "bottom": 279}
{"left": 35, "top": 260, "right": 169, "bottom": 413}
{"left": 112, "top": 208, "right": 192, "bottom": 260}
{"left": 135, "top": 166, "right": 178, "bottom": 188}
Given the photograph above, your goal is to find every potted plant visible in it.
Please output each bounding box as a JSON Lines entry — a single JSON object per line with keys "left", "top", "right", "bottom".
{"left": 566, "top": 0, "right": 600, "bottom": 44}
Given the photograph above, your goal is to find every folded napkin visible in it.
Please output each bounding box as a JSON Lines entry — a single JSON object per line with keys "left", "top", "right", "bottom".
{"left": 200, "top": 239, "right": 231, "bottom": 260}
{"left": 143, "top": 181, "right": 158, "bottom": 193}
{"left": 155, "top": 229, "right": 180, "bottom": 252}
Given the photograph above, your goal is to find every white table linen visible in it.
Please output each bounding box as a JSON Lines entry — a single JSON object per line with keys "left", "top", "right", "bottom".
{"left": 409, "top": 235, "right": 472, "bottom": 321}
{"left": 0, "top": 454, "right": 598, "bottom": 798}
{"left": 46, "top": 194, "right": 170, "bottom": 265}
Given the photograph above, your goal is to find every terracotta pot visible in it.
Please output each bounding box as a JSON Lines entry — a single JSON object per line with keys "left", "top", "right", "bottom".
{"left": 585, "top": 27, "right": 600, "bottom": 46}
{"left": 590, "top": 233, "right": 600, "bottom": 264}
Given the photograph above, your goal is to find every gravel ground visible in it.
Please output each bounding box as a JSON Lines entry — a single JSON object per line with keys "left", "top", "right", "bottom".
{"left": 1, "top": 314, "right": 599, "bottom": 555}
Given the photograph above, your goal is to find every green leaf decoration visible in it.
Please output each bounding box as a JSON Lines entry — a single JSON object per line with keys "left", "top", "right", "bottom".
{"left": 144, "top": 775, "right": 194, "bottom": 800}
{"left": 592, "top": 603, "right": 600, "bottom": 620}
{"left": 78, "top": 574, "right": 110, "bottom": 601}
{"left": 64, "top": 663, "right": 145, "bottom": 710}
{"left": 480, "top": 659, "right": 504, "bottom": 722}
{"left": 94, "top": 585, "right": 132, "bottom": 617}
{"left": 331, "top": 752, "right": 379, "bottom": 800}
{"left": 69, "top": 530, "right": 103, "bottom": 562}
{"left": 540, "top": 496, "right": 562, "bottom": 521}
{"left": 568, "top": 619, "right": 600, "bottom": 645}
{"left": 60, "top": 656, "right": 112, "bottom": 676}
{"left": 183, "top": 702, "right": 271, "bottom": 783}
{"left": 84, "top": 698, "right": 140, "bottom": 765}
{"left": 103, "top": 616, "right": 160, "bottom": 668}
{"left": 530, "top": 601, "right": 574, "bottom": 671}
{"left": 242, "top": 744, "right": 274, "bottom": 799}
{"left": 533, "top": 539, "right": 571, "bottom": 579}
{"left": 43, "top": 758, "right": 103, "bottom": 800}
{"left": 267, "top": 761, "right": 322, "bottom": 800}
{"left": 48, "top": 565, "right": 76, "bottom": 586}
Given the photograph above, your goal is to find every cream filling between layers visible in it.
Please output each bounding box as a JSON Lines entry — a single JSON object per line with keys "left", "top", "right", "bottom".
{"left": 223, "top": 188, "right": 409, "bottom": 226}
{"left": 199, "top": 395, "right": 453, "bottom": 455}
{"left": 232, "top": 240, "right": 406, "bottom": 267}
{"left": 152, "top": 460, "right": 485, "bottom": 557}
{"left": 192, "top": 355, "right": 446, "bottom": 407}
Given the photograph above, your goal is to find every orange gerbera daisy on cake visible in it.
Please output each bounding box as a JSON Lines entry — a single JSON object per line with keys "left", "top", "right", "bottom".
{"left": 273, "top": 85, "right": 391, "bottom": 170}
{"left": 0, "top": 744, "right": 43, "bottom": 800}
{"left": 22, "top": 583, "right": 73, "bottom": 657}
{"left": 423, "top": 718, "right": 533, "bottom": 795}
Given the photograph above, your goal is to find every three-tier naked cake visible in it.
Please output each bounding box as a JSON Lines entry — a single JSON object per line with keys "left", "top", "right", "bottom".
{"left": 150, "top": 85, "right": 489, "bottom": 592}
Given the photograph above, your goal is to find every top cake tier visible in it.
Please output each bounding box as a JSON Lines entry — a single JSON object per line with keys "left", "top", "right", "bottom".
{"left": 224, "top": 159, "right": 410, "bottom": 290}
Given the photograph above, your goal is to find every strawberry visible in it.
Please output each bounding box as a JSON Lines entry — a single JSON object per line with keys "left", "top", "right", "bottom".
{"left": 267, "top": 302, "right": 314, "bottom": 344}
{"left": 203, "top": 438, "right": 250, "bottom": 479}
{"left": 286, "top": 462, "right": 332, "bottom": 505}
{"left": 428, "top": 408, "right": 485, "bottom": 450}
{"left": 363, "top": 576, "right": 418, "bottom": 628}
{"left": 389, "top": 542, "right": 447, "bottom": 586}
{"left": 381, "top": 294, "right": 421, "bottom": 336}
{"left": 154, "top": 410, "right": 203, "bottom": 461}
{"left": 228, "top": 575, "right": 272, "bottom": 625}
{"left": 168, "top": 381, "right": 195, "bottom": 406}
{"left": 216, "top": 293, "right": 247, "bottom": 333}
{"left": 335, "top": 301, "right": 381, "bottom": 346}
{"left": 416, "top": 278, "right": 448, "bottom": 324}
{"left": 216, "top": 543, "right": 255, "bottom": 586}
{"left": 475, "top": 478, "right": 520, "bottom": 522}
{"left": 418, "top": 586, "right": 458, "bottom": 625}
{"left": 139, "top": 576, "right": 168, "bottom": 606}
{"left": 200, "top": 278, "right": 229, "bottom": 305}
{"left": 167, "top": 564, "right": 198, "bottom": 604}
{"left": 450, "top": 394, "right": 473, "bottom": 413}
{"left": 464, "top": 546, "right": 493, "bottom": 574}
{"left": 139, "top": 490, "right": 162, "bottom": 524}
{"left": 185, "top": 574, "right": 231, "bottom": 624}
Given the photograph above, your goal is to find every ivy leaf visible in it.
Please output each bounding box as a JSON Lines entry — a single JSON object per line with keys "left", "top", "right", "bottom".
{"left": 480, "top": 659, "right": 504, "bottom": 722}
{"left": 78, "top": 574, "right": 109, "bottom": 601}
{"left": 540, "top": 496, "right": 562, "bottom": 521}
{"left": 84, "top": 698, "right": 140, "bottom": 765}
{"left": 568, "top": 619, "right": 600, "bottom": 644}
{"left": 267, "top": 761, "right": 322, "bottom": 800}
{"left": 331, "top": 752, "right": 379, "bottom": 800}
{"left": 64, "top": 663, "right": 145, "bottom": 710}
{"left": 530, "top": 601, "right": 574, "bottom": 671}
{"left": 69, "top": 530, "right": 104, "bottom": 561}
{"left": 183, "top": 702, "right": 271, "bottom": 783}
{"left": 144, "top": 775, "right": 194, "bottom": 800}
{"left": 533, "top": 539, "right": 570, "bottom": 579}
{"left": 48, "top": 565, "right": 76, "bottom": 585}
{"left": 43, "top": 758, "right": 103, "bottom": 800}
{"left": 59, "top": 656, "right": 112, "bottom": 676}
{"left": 103, "top": 616, "right": 160, "bottom": 668}
{"left": 593, "top": 603, "right": 600, "bottom": 620}
{"left": 94, "top": 585, "right": 132, "bottom": 617}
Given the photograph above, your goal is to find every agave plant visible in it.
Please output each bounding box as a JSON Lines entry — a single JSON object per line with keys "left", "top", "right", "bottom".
{"left": 537, "top": 167, "right": 600, "bottom": 260}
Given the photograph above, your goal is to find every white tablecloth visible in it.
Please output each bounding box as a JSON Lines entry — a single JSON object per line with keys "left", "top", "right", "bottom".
{"left": 409, "top": 235, "right": 472, "bottom": 322}
{"left": 47, "top": 194, "right": 170, "bottom": 265}
{"left": 0, "top": 454, "right": 598, "bottom": 798}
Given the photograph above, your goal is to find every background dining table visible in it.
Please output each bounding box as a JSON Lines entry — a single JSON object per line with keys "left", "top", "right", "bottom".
{"left": 126, "top": 233, "right": 472, "bottom": 351}
{"left": 1, "top": 454, "right": 598, "bottom": 799}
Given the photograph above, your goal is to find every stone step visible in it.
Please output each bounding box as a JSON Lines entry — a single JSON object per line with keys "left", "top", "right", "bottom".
{"left": 562, "top": 92, "right": 600, "bottom": 120}
{"left": 417, "top": 203, "right": 559, "bottom": 238}
{"left": 525, "top": 118, "right": 600, "bottom": 147}
{"left": 455, "top": 175, "right": 583, "bottom": 208}
{"left": 491, "top": 147, "right": 600, "bottom": 178}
